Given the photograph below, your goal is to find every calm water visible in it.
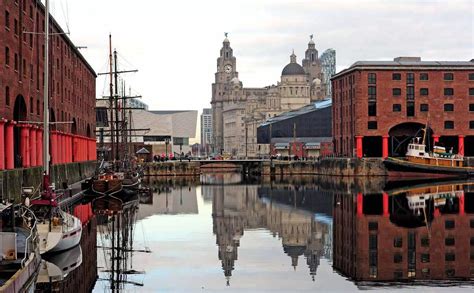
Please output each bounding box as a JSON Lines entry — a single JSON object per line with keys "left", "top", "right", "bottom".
{"left": 87, "top": 174, "right": 474, "bottom": 292}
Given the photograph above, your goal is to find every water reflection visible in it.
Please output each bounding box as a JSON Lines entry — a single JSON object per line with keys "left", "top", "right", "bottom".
{"left": 333, "top": 180, "right": 474, "bottom": 287}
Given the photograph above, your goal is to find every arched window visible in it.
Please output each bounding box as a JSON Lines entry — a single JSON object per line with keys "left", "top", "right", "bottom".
{"left": 5, "top": 46, "right": 9, "bottom": 66}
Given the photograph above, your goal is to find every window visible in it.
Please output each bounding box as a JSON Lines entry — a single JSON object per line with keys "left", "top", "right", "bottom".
{"left": 420, "top": 88, "right": 429, "bottom": 96}
{"left": 36, "top": 99, "right": 40, "bottom": 115}
{"left": 444, "top": 121, "right": 454, "bottom": 129}
{"left": 445, "top": 220, "right": 455, "bottom": 229}
{"left": 393, "top": 271, "right": 403, "bottom": 279}
{"left": 445, "top": 237, "right": 455, "bottom": 246}
{"left": 5, "top": 86, "right": 10, "bottom": 106}
{"left": 369, "top": 234, "right": 377, "bottom": 249}
{"left": 420, "top": 73, "right": 429, "bottom": 80}
{"left": 421, "top": 236, "right": 430, "bottom": 247}
{"left": 407, "top": 73, "right": 414, "bottom": 84}
{"left": 469, "top": 73, "right": 474, "bottom": 81}
{"left": 393, "top": 253, "right": 403, "bottom": 263}
{"left": 14, "top": 53, "right": 18, "bottom": 71}
{"left": 470, "top": 104, "right": 474, "bottom": 111}
{"left": 469, "top": 88, "right": 474, "bottom": 96}
{"left": 444, "top": 73, "right": 454, "bottom": 81}
{"left": 471, "top": 219, "right": 474, "bottom": 228}
{"left": 29, "top": 97, "right": 33, "bottom": 113}
{"left": 445, "top": 253, "right": 455, "bottom": 262}
{"left": 393, "top": 237, "right": 403, "bottom": 247}
{"left": 14, "top": 19, "right": 18, "bottom": 35}
{"left": 5, "top": 47, "right": 9, "bottom": 66}
{"left": 407, "top": 86, "right": 414, "bottom": 100}
{"left": 420, "top": 104, "right": 429, "bottom": 112}
{"left": 5, "top": 10, "right": 10, "bottom": 28}
{"left": 470, "top": 237, "right": 474, "bottom": 246}
{"left": 407, "top": 102, "right": 415, "bottom": 117}
{"left": 368, "top": 86, "right": 376, "bottom": 100}
{"left": 421, "top": 253, "right": 430, "bottom": 263}
{"left": 392, "top": 73, "right": 401, "bottom": 80}
{"left": 444, "top": 103, "right": 454, "bottom": 111}
{"left": 368, "top": 102, "right": 377, "bottom": 116}
{"left": 393, "top": 104, "right": 401, "bottom": 112}
{"left": 444, "top": 88, "right": 454, "bottom": 96}
{"left": 392, "top": 88, "right": 401, "bottom": 96}
{"left": 368, "top": 73, "right": 376, "bottom": 84}
{"left": 368, "top": 121, "right": 378, "bottom": 130}
{"left": 368, "top": 222, "right": 378, "bottom": 231}
{"left": 471, "top": 121, "right": 474, "bottom": 130}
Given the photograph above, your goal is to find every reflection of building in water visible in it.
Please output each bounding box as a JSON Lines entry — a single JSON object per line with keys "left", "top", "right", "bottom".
{"left": 333, "top": 185, "right": 474, "bottom": 284}
{"left": 138, "top": 186, "right": 198, "bottom": 219}
{"left": 211, "top": 184, "right": 331, "bottom": 284}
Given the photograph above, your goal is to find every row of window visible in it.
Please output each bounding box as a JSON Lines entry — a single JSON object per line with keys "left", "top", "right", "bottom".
{"left": 393, "top": 236, "right": 474, "bottom": 248}
{"left": 368, "top": 72, "right": 474, "bottom": 84}
{"left": 393, "top": 252, "right": 463, "bottom": 263}
{"left": 390, "top": 103, "right": 474, "bottom": 112}
{"left": 369, "top": 86, "right": 474, "bottom": 99}
{"left": 368, "top": 120, "right": 474, "bottom": 130}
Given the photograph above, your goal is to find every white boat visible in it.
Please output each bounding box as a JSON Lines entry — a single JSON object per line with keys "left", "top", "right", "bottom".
{"left": 0, "top": 203, "right": 41, "bottom": 292}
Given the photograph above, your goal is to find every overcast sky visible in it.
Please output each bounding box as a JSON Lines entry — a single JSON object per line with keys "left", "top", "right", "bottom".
{"left": 49, "top": 0, "right": 473, "bottom": 112}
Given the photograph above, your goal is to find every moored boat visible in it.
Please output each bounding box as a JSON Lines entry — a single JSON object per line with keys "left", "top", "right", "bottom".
{"left": 384, "top": 128, "right": 474, "bottom": 179}
{"left": 0, "top": 203, "right": 41, "bottom": 292}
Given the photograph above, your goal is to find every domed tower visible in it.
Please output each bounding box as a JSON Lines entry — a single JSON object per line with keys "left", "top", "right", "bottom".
{"left": 279, "top": 51, "right": 310, "bottom": 111}
{"left": 212, "top": 33, "right": 239, "bottom": 154}
{"left": 302, "top": 35, "right": 326, "bottom": 101}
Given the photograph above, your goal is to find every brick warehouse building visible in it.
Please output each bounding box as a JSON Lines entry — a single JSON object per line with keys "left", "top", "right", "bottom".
{"left": 0, "top": 0, "right": 96, "bottom": 170}
{"left": 331, "top": 57, "right": 474, "bottom": 158}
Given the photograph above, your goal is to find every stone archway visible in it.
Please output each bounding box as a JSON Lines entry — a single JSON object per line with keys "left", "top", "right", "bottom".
{"left": 13, "top": 95, "right": 27, "bottom": 167}
{"left": 388, "top": 122, "right": 430, "bottom": 157}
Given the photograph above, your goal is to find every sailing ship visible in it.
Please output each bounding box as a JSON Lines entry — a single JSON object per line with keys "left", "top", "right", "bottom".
{"left": 384, "top": 126, "right": 474, "bottom": 179}
{"left": 0, "top": 203, "right": 41, "bottom": 292}
{"left": 20, "top": 0, "right": 83, "bottom": 255}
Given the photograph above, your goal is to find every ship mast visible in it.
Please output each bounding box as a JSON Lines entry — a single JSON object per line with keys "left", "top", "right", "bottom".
{"left": 43, "top": 0, "right": 50, "bottom": 176}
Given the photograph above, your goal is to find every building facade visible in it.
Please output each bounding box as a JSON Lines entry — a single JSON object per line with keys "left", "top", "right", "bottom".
{"left": 331, "top": 57, "right": 474, "bottom": 158}
{"left": 257, "top": 99, "right": 333, "bottom": 158}
{"left": 200, "top": 108, "right": 213, "bottom": 155}
{"left": 1, "top": 0, "right": 97, "bottom": 170}
{"left": 211, "top": 35, "right": 335, "bottom": 158}
{"left": 320, "top": 49, "right": 336, "bottom": 98}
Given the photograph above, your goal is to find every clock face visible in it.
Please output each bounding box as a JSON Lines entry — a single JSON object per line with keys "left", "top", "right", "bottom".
{"left": 224, "top": 64, "right": 232, "bottom": 73}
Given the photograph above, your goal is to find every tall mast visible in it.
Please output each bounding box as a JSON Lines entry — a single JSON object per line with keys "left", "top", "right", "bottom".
{"left": 114, "top": 49, "right": 120, "bottom": 162}
{"left": 108, "top": 35, "right": 115, "bottom": 162}
{"left": 43, "top": 0, "right": 50, "bottom": 175}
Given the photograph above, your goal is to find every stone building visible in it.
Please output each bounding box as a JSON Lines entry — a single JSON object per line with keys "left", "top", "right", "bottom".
{"left": 211, "top": 35, "right": 334, "bottom": 158}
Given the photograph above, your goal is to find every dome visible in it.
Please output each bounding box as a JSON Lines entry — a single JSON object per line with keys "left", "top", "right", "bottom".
{"left": 282, "top": 63, "right": 306, "bottom": 76}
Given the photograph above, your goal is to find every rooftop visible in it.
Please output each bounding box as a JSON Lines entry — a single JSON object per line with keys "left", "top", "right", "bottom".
{"left": 259, "top": 99, "right": 332, "bottom": 127}
{"left": 332, "top": 57, "right": 474, "bottom": 79}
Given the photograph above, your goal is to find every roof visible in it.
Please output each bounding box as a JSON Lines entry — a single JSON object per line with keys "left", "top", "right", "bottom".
{"left": 332, "top": 57, "right": 474, "bottom": 79}
{"left": 260, "top": 99, "right": 332, "bottom": 127}
{"left": 282, "top": 63, "right": 306, "bottom": 76}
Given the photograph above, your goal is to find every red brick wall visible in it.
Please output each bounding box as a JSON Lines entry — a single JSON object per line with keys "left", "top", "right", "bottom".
{"left": 333, "top": 66, "right": 474, "bottom": 156}
{"left": 1, "top": 0, "right": 96, "bottom": 136}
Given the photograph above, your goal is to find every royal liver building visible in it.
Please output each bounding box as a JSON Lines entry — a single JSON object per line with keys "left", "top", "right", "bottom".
{"left": 211, "top": 35, "right": 335, "bottom": 157}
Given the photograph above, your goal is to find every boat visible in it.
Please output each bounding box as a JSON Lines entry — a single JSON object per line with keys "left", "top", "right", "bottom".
{"left": 21, "top": 0, "right": 82, "bottom": 255}
{"left": 0, "top": 203, "right": 41, "bottom": 292}
{"left": 384, "top": 126, "right": 474, "bottom": 179}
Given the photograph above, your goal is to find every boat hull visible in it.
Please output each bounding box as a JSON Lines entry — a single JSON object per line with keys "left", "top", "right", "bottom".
{"left": 384, "top": 157, "right": 474, "bottom": 179}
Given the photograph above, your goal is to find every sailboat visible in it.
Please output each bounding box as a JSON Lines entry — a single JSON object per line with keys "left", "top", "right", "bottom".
{"left": 23, "top": 0, "right": 82, "bottom": 255}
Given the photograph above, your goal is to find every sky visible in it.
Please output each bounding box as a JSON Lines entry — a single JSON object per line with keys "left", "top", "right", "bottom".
{"left": 49, "top": 0, "right": 473, "bottom": 113}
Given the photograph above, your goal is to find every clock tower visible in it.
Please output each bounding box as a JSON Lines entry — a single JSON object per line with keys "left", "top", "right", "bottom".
{"left": 211, "top": 34, "right": 238, "bottom": 154}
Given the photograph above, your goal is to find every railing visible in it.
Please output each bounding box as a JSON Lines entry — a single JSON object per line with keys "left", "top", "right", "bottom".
{"left": 19, "top": 205, "right": 39, "bottom": 268}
